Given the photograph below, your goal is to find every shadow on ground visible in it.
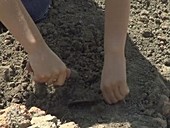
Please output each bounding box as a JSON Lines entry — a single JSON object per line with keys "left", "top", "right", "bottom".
{"left": 25, "top": 36, "right": 170, "bottom": 128}
{"left": 24, "top": 0, "right": 170, "bottom": 127}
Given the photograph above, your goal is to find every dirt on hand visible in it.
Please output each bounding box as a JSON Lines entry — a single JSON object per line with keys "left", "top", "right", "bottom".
{"left": 0, "top": 0, "right": 170, "bottom": 128}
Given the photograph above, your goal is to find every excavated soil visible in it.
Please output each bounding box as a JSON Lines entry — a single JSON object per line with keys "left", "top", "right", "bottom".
{"left": 0, "top": 0, "right": 170, "bottom": 127}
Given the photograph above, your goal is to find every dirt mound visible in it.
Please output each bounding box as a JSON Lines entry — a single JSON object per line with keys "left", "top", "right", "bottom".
{"left": 0, "top": 0, "right": 170, "bottom": 127}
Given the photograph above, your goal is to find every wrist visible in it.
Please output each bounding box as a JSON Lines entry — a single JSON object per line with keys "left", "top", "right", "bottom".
{"left": 26, "top": 40, "right": 49, "bottom": 56}
{"left": 104, "top": 48, "right": 125, "bottom": 58}
{"left": 104, "top": 39, "right": 125, "bottom": 56}
{"left": 104, "top": 49, "right": 125, "bottom": 64}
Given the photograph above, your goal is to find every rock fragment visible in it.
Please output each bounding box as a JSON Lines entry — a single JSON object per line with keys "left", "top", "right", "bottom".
{"left": 161, "top": 65, "right": 170, "bottom": 80}
{"left": 142, "top": 30, "right": 154, "bottom": 38}
{"left": 162, "top": 101, "right": 170, "bottom": 116}
{"left": 28, "top": 106, "right": 46, "bottom": 117}
{"left": 153, "top": 118, "right": 167, "bottom": 128}
{"left": 0, "top": 103, "right": 31, "bottom": 128}
{"left": 140, "top": 10, "right": 149, "bottom": 16}
{"left": 59, "top": 122, "right": 79, "bottom": 128}
{"left": 164, "top": 58, "right": 170, "bottom": 66}
{"left": 157, "top": 35, "right": 167, "bottom": 41}
{"left": 160, "top": 0, "right": 168, "bottom": 3}
{"left": 28, "top": 122, "right": 57, "bottom": 128}
{"left": 0, "top": 104, "right": 60, "bottom": 128}
{"left": 31, "top": 115, "right": 57, "bottom": 124}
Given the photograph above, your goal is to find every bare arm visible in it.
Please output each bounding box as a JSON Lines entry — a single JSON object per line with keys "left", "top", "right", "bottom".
{"left": 0, "top": 0, "right": 48, "bottom": 54}
{"left": 0, "top": 0, "right": 69, "bottom": 86}
{"left": 101, "top": 0, "right": 130, "bottom": 104}
{"left": 104, "top": 0, "right": 130, "bottom": 55}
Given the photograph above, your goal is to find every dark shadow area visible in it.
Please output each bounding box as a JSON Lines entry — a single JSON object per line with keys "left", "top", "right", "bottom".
{"left": 24, "top": 0, "right": 170, "bottom": 127}
{"left": 25, "top": 36, "right": 170, "bottom": 128}
{"left": 0, "top": 0, "right": 170, "bottom": 127}
{"left": 0, "top": 22, "right": 7, "bottom": 33}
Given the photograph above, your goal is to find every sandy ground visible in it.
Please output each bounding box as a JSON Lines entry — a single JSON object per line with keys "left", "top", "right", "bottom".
{"left": 0, "top": 0, "right": 170, "bottom": 127}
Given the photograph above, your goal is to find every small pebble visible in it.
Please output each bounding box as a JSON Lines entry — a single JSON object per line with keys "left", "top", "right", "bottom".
{"left": 140, "top": 15, "right": 149, "bottom": 23}
{"left": 140, "top": 10, "right": 149, "bottom": 16}
{"left": 31, "top": 115, "right": 57, "bottom": 124}
{"left": 157, "top": 35, "right": 167, "bottom": 41}
{"left": 160, "top": 0, "right": 168, "bottom": 3}
{"left": 142, "top": 30, "right": 154, "bottom": 38}
{"left": 153, "top": 118, "right": 167, "bottom": 128}
{"left": 162, "top": 101, "right": 170, "bottom": 116}
{"left": 59, "top": 122, "right": 79, "bottom": 128}
{"left": 7, "top": 82, "right": 15, "bottom": 87}
{"left": 164, "top": 58, "right": 170, "bottom": 66}
{"left": 161, "top": 12, "right": 169, "bottom": 20}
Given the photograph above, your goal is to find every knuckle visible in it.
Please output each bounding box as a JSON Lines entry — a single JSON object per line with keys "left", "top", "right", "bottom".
{"left": 40, "top": 74, "right": 49, "bottom": 79}
{"left": 102, "top": 82, "right": 112, "bottom": 88}
{"left": 58, "top": 79, "right": 65, "bottom": 84}
{"left": 39, "top": 74, "right": 46, "bottom": 78}
{"left": 54, "top": 70, "right": 60, "bottom": 75}
{"left": 38, "top": 74, "right": 50, "bottom": 81}
{"left": 56, "top": 82, "right": 64, "bottom": 86}
{"left": 36, "top": 75, "right": 44, "bottom": 80}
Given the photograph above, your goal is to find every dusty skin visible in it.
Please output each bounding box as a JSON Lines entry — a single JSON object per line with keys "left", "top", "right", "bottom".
{"left": 0, "top": 0, "right": 170, "bottom": 128}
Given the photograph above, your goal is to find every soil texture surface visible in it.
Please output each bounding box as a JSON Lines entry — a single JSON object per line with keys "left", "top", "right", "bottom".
{"left": 0, "top": 0, "right": 170, "bottom": 127}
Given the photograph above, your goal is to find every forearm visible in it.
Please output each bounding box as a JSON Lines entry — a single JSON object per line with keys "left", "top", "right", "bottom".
{"left": 0, "top": 0, "right": 48, "bottom": 54}
{"left": 104, "top": 0, "right": 130, "bottom": 56}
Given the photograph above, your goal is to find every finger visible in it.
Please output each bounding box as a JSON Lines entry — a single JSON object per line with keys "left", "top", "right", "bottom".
{"left": 33, "top": 74, "right": 49, "bottom": 84}
{"left": 54, "top": 71, "right": 66, "bottom": 86}
{"left": 47, "top": 75, "right": 58, "bottom": 85}
{"left": 104, "top": 85, "right": 118, "bottom": 103}
{"left": 102, "top": 90, "right": 112, "bottom": 104}
{"left": 110, "top": 91, "right": 118, "bottom": 104}
{"left": 114, "top": 86, "right": 124, "bottom": 101}
{"left": 102, "top": 86, "right": 117, "bottom": 104}
{"left": 45, "top": 71, "right": 58, "bottom": 85}
{"left": 66, "top": 68, "right": 71, "bottom": 79}
{"left": 119, "top": 84, "right": 130, "bottom": 97}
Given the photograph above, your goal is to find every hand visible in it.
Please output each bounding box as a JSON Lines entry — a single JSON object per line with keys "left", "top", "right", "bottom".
{"left": 27, "top": 46, "right": 70, "bottom": 86}
{"left": 100, "top": 54, "right": 129, "bottom": 104}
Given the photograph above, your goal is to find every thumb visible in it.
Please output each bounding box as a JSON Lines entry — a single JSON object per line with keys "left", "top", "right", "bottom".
{"left": 67, "top": 69, "right": 79, "bottom": 79}
{"left": 66, "top": 68, "right": 71, "bottom": 79}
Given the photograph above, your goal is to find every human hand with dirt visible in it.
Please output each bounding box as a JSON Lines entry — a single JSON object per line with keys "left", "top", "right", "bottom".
{"left": 101, "top": 54, "right": 129, "bottom": 104}
{"left": 0, "top": 1, "right": 70, "bottom": 85}
{"left": 27, "top": 47, "right": 71, "bottom": 85}
{"left": 103, "top": 0, "right": 130, "bottom": 104}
